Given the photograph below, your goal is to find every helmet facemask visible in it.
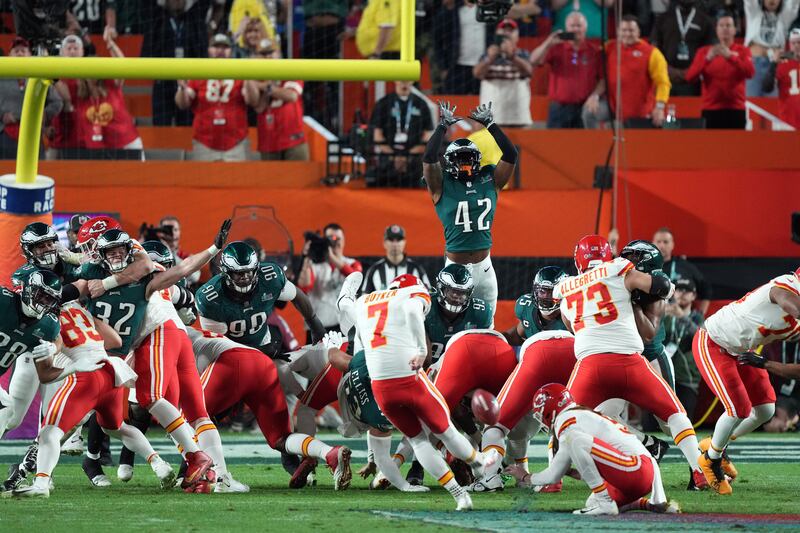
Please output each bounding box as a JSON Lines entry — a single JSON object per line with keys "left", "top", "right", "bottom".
{"left": 444, "top": 141, "right": 481, "bottom": 181}
{"left": 224, "top": 269, "right": 257, "bottom": 295}
{"left": 29, "top": 239, "right": 59, "bottom": 269}
{"left": 100, "top": 243, "right": 134, "bottom": 273}
{"left": 21, "top": 273, "right": 61, "bottom": 319}
{"left": 533, "top": 283, "right": 559, "bottom": 316}
{"left": 437, "top": 283, "right": 472, "bottom": 314}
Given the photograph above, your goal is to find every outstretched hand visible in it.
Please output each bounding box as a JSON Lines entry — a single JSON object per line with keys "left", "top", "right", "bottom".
{"left": 438, "top": 100, "right": 461, "bottom": 128}
{"left": 470, "top": 102, "right": 494, "bottom": 127}
{"left": 214, "top": 219, "right": 233, "bottom": 250}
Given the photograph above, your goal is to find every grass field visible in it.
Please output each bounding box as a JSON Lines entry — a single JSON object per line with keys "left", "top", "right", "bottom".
{"left": 0, "top": 432, "right": 799, "bottom": 532}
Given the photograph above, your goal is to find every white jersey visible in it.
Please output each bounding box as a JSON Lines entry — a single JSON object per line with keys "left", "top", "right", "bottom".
{"left": 355, "top": 284, "right": 431, "bottom": 380}
{"left": 553, "top": 407, "right": 648, "bottom": 456}
{"left": 186, "top": 327, "right": 251, "bottom": 372}
{"left": 705, "top": 274, "right": 800, "bottom": 353}
{"left": 134, "top": 286, "right": 187, "bottom": 349}
{"left": 554, "top": 257, "right": 642, "bottom": 360}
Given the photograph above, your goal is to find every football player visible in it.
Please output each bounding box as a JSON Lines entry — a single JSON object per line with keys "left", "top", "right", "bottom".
{"left": 555, "top": 235, "right": 705, "bottom": 490}
{"left": 691, "top": 268, "right": 800, "bottom": 494}
{"left": 503, "top": 266, "right": 570, "bottom": 346}
{"left": 423, "top": 100, "right": 518, "bottom": 317}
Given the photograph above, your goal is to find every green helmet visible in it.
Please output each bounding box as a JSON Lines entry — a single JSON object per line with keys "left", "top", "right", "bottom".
{"left": 436, "top": 264, "right": 474, "bottom": 314}
{"left": 219, "top": 241, "right": 259, "bottom": 295}
{"left": 142, "top": 240, "right": 175, "bottom": 269}
{"left": 620, "top": 240, "right": 664, "bottom": 274}
{"left": 443, "top": 139, "right": 481, "bottom": 181}
{"left": 20, "top": 222, "right": 59, "bottom": 269}
{"left": 96, "top": 229, "right": 134, "bottom": 273}
{"left": 532, "top": 266, "right": 568, "bottom": 314}
{"left": 21, "top": 269, "right": 62, "bottom": 319}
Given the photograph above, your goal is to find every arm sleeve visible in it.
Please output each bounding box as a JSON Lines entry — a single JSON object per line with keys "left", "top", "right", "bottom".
{"left": 340, "top": 259, "right": 363, "bottom": 277}
{"left": 423, "top": 124, "right": 447, "bottom": 164}
{"left": 529, "top": 446, "right": 572, "bottom": 486}
{"left": 278, "top": 280, "right": 298, "bottom": 302}
{"left": 487, "top": 123, "right": 518, "bottom": 164}
{"left": 684, "top": 47, "right": 707, "bottom": 83}
{"left": 648, "top": 48, "right": 672, "bottom": 103}
{"left": 200, "top": 316, "right": 228, "bottom": 335}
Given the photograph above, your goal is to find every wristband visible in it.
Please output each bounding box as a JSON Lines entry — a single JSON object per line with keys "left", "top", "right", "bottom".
{"left": 102, "top": 276, "right": 119, "bottom": 291}
{"left": 207, "top": 245, "right": 220, "bottom": 256}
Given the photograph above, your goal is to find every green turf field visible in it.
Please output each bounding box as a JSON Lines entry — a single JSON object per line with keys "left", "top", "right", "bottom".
{"left": 0, "top": 432, "right": 799, "bottom": 532}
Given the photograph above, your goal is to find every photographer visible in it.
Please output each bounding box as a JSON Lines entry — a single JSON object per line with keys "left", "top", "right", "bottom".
{"left": 297, "top": 223, "right": 362, "bottom": 343}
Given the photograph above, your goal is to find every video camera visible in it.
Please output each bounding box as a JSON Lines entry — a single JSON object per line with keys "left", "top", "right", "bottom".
{"left": 303, "top": 231, "right": 334, "bottom": 264}
{"left": 139, "top": 223, "right": 175, "bottom": 243}
{"left": 12, "top": 0, "right": 71, "bottom": 55}
{"left": 476, "top": 0, "right": 514, "bottom": 23}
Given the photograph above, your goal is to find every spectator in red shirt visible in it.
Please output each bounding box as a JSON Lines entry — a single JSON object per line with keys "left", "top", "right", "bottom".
{"left": 583, "top": 15, "right": 671, "bottom": 128}
{"left": 244, "top": 39, "right": 310, "bottom": 161}
{"left": 685, "top": 13, "right": 755, "bottom": 129}
{"left": 47, "top": 35, "right": 84, "bottom": 159}
{"left": 530, "top": 12, "right": 602, "bottom": 128}
{"left": 763, "top": 28, "right": 800, "bottom": 129}
{"left": 175, "top": 33, "right": 259, "bottom": 161}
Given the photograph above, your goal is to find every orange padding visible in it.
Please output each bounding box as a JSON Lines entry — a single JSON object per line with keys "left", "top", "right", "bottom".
{"left": 0, "top": 212, "right": 52, "bottom": 286}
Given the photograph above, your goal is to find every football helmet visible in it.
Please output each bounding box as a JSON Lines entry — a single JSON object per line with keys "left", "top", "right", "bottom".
{"left": 620, "top": 240, "right": 663, "bottom": 274}
{"left": 77, "top": 216, "right": 122, "bottom": 263}
{"left": 219, "top": 242, "right": 259, "bottom": 295}
{"left": 142, "top": 240, "right": 175, "bottom": 269}
{"left": 436, "top": 264, "right": 474, "bottom": 314}
{"left": 388, "top": 273, "right": 423, "bottom": 290}
{"left": 19, "top": 222, "right": 59, "bottom": 269}
{"left": 96, "top": 229, "right": 134, "bottom": 273}
{"left": 532, "top": 383, "right": 575, "bottom": 431}
{"left": 443, "top": 139, "right": 481, "bottom": 181}
{"left": 532, "top": 266, "right": 568, "bottom": 314}
{"left": 20, "top": 269, "right": 62, "bottom": 319}
{"left": 574, "top": 235, "right": 613, "bottom": 273}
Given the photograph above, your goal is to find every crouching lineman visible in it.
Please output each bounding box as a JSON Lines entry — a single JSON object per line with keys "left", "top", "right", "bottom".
{"left": 504, "top": 384, "right": 678, "bottom": 516}
{"left": 354, "top": 274, "right": 486, "bottom": 511}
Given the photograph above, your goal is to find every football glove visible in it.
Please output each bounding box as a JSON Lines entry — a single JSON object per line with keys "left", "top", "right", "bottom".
{"left": 737, "top": 352, "right": 766, "bottom": 369}
{"left": 322, "top": 330, "right": 346, "bottom": 351}
{"left": 438, "top": 100, "right": 460, "bottom": 128}
{"left": 470, "top": 102, "right": 494, "bottom": 127}
{"left": 214, "top": 219, "right": 233, "bottom": 250}
{"left": 31, "top": 340, "right": 57, "bottom": 361}
{"left": 178, "top": 306, "right": 197, "bottom": 326}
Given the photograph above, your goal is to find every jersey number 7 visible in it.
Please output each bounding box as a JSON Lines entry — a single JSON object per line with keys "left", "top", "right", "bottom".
{"left": 565, "top": 283, "right": 619, "bottom": 332}
{"left": 368, "top": 302, "right": 389, "bottom": 349}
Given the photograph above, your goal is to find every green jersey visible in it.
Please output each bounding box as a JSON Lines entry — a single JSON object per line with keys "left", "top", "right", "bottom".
{"left": 434, "top": 167, "right": 498, "bottom": 253}
{"left": 12, "top": 261, "right": 81, "bottom": 287}
{"left": 0, "top": 288, "right": 60, "bottom": 376}
{"left": 80, "top": 263, "right": 150, "bottom": 356}
{"left": 344, "top": 350, "right": 391, "bottom": 432}
{"left": 196, "top": 262, "right": 287, "bottom": 350}
{"left": 514, "top": 293, "right": 569, "bottom": 339}
{"left": 425, "top": 291, "right": 493, "bottom": 362}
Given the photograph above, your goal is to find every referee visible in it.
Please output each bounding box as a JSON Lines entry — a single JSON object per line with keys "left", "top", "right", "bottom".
{"left": 362, "top": 225, "right": 430, "bottom": 292}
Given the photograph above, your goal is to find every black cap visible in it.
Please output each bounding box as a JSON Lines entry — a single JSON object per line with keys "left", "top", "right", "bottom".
{"left": 384, "top": 224, "right": 405, "bottom": 240}
{"left": 69, "top": 214, "right": 90, "bottom": 233}
{"left": 675, "top": 278, "right": 696, "bottom": 292}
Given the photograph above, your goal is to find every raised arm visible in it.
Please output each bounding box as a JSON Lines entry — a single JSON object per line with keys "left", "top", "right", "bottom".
{"left": 469, "top": 102, "right": 518, "bottom": 191}
{"left": 423, "top": 101, "right": 460, "bottom": 204}
{"left": 624, "top": 268, "right": 675, "bottom": 300}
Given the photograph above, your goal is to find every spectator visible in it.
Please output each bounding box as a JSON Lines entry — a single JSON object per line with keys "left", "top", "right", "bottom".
{"left": 233, "top": 17, "right": 269, "bottom": 58}
{"left": 651, "top": 0, "right": 715, "bottom": 96}
{"left": 67, "top": 214, "right": 90, "bottom": 252}
{"left": 434, "top": 0, "right": 492, "bottom": 95}
{"left": 71, "top": 34, "right": 143, "bottom": 151}
{"left": 159, "top": 215, "right": 200, "bottom": 285}
{"left": 245, "top": 39, "right": 310, "bottom": 161}
{"left": 552, "top": 0, "right": 615, "bottom": 38}
{"left": 47, "top": 35, "right": 84, "bottom": 159}
{"left": 582, "top": 15, "right": 671, "bottom": 128}
{"left": 302, "top": 0, "right": 347, "bottom": 132}
{"left": 664, "top": 277, "right": 705, "bottom": 419}
{"left": 368, "top": 80, "right": 434, "bottom": 183}
{"left": 744, "top": 0, "right": 800, "bottom": 96}
{"left": 763, "top": 28, "right": 800, "bottom": 128}
{"left": 68, "top": 0, "right": 118, "bottom": 39}
{"left": 622, "top": 0, "right": 656, "bottom": 35}
{"left": 356, "top": 0, "right": 401, "bottom": 59}
{"left": 652, "top": 226, "right": 711, "bottom": 315}
{"left": 297, "top": 223, "right": 363, "bottom": 343}
{"left": 141, "top": 0, "right": 210, "bottom": 126}
{"left": 362, "top": 225, "right": 431, "bottom": 293}
{"left": 0, "top": 37, "right": 62, "bottom": 159}
{"left": 229, "top": 0, "right": 278, "bottom": 47}
{"left": 473, "top": 18, "right": 533, "bottom": 127}
{"left": 530, "top": 12, "right": 602, "bottom": 128}
{"left": 685, "top": 12, "right": 754, "bottom": 128}
{"left": 176, "top": 33, "right": 257, "bottom": 161}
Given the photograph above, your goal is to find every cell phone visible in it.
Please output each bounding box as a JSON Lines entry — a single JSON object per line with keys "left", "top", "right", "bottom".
{"left": 560, "top": 31, "right": 576, "bottom": 40}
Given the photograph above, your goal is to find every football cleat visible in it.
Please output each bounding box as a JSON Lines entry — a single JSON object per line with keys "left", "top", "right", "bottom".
{"left": 325, "top": 446, "right": 352, "bottom": 491}
{"left": 574, "top": 493, "right": 618, "bottom": 515}
{"left": 289, "top": 457, "right": 317, "bottom": 489}
{"left": 406, "top": 460, "right": 424, "bottom": 486}
{"left": 3, "top": 465, "right": 27, "bottom": 492}
{"left": 60, "top": 432, "right": 85, "bottom": 456}
{"left": 467, "top": 473, "right": 504, "bottom": 493}
{"left": 455, "top": 491, "right": 473, "bottom": 511}
{"left": 401, "top": 483, "right": 430, "bottom": 493}
{"left": 182, "top": 451, "right": 214, "bottom": 489}
{"left": 698, "top": 452, "right": 732, "bottom": 495}
{"left": 535, "top": 481, "right": 563, "bottom": 493}
{"left": 699, "top": 437, "right": 737, "bottom": 481}
{"left": 645, "top": 436, "right": 670, "bottom": 464}
{"left": 214, "top": 472, "right": 250, "bottom": 493}
{"left": 21, "top": 442, "right": 39, "bottom": 473}
{"left": 149, "top": 456, "right": 176, "bottom": 490}
{"left": 117, "top": 464, "right": 134, "bottom": 483}
{"left": 337, "top": 271, "right": 363, "bottom": 311}
{"left": 11, "top": 483, "right": 50, "bottom": 498}
{"left": 82, "top": 456, "right": 110, "bottom": 487}
{"left": 687, "top": 467, "right": 708, "bottom": 491}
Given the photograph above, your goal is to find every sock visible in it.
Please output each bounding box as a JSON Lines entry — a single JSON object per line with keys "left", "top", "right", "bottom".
{"left": 195, "top": 421, "right": 227, "bottom": 477}
{"left": 103, "top": 422, "right": 156, "bottom": 460}
{"left": 409, "top": 434, "right": 460, "bottom": 497}
{"left": 368, "top": 432, "right": 409, "bottom": 490}
{"left": 442, "top": 476, "right": 466, "bottom": 499}
{"left": 120, "top": 403, "right": 151, "bottom": 467}
{"left": 86, "top": 451, "right": 101, "bottom": 460}
{"left": 36, "top": 425, "right": 64, "bottom": 479}
{"left": 148, "top": 399, "right": 199, "bottom": 453}
{"left": 709, "top": 413, "right": 743, "bottom": 459}
{"left": 434, "top": 425, "right": 483, "bottom": 466}
{"left": 294, "top": 403, "right": 317, "bottom": 436}
{"left": 507, "top": 438, "right": 528, "bottom": 470}
{"left": 285, "top": 433, "right": 332, "bottom": 462}
{"left": 667, "top": 412, "right": 700, "bottom": 470}
{"left": 731, "top": 403, "right": 775, "bottom": 440}
{"left": 86, "top": 415, "right": 105, "bottom": 456}
{"left": 393, "top": 438, "right": 413, "bottom": 467}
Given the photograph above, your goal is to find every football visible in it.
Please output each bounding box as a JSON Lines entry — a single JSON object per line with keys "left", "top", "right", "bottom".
{"left": 471, "top": 389, "right": 500, "bottom": 426}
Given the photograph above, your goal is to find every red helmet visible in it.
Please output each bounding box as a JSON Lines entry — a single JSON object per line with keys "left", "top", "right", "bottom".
{"left": 77, "top": 216, "right": 122, "bottom": 263}
{"left": 532, "top": 383, "right": 575, "bottom": 430}
{"left": 795, "top": 266, "right": 800, "bottom": 280}
{"left": 574, "top": 234, "right": 613, "bottom": 273}
{"left": 388, "top": 273, "right": 423, "bottom": 290}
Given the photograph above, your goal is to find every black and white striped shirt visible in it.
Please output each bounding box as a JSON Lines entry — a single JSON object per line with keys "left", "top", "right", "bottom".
{"left": 362, "top": 256, "right": 431, "bottom": 293}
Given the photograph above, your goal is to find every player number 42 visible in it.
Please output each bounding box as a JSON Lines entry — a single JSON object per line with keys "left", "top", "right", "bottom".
{"left": 454, "top": 199, "right": 492, "bottom": 233}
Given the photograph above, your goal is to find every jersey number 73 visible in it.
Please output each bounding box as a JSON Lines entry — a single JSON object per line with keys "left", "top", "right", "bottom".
{"left": 565, "top": 283, "right": 619, "bottom": 332}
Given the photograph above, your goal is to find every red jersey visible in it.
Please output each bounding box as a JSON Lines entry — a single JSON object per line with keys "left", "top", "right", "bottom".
{"left": 776, "top": 59, "right": 800, "bottom": 129}
{"left": 74, "top": 81, "right": 139, "bottom": 149}
{"left": 188, "top": 79, "right": 248, "bottom": 151}
{"left": 50, "top": 79, "right": 79, "bottom": 149}
{"left": 545, "top": 41, "right": 602, "bottom": 105}
{"left": 606, "top": 40, "right": 667, "bottom": 120}
{"left": 685, "top": 44, "right": 754, "bottom": 111}
{"left": 256, "top": 81, "right": 306, "bottom": 153}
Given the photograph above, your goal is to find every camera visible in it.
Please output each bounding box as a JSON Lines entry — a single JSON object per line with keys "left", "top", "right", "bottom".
{"left": 303, "top": 231, "right": 333, "bottom": 264}
{"left": 476, "top": 0, "right": 513, "bottom": 23}
{"left": 12, "top": 0, "right": 70, "bottom": 55}
{"left": 139, "top": 223, "right": 175, "bottom": 242}
{"left": 560, "top": 31, "right": 576, "bottom": 40}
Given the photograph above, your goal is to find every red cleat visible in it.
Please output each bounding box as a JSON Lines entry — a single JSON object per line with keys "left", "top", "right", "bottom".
{"left": 537, "top": 481, "right": 563, "bottom": 493}
{"left": 688, "top": 468, "right": 709, "bottom": 491}
{"left": 325, "top": 446, "right": 352, "bottom": 491}
{"left": 182, "top": 451, "right": 213, "bottom": 489}
{"left": 289, "top": 457, "right": 318, "bottom": 489}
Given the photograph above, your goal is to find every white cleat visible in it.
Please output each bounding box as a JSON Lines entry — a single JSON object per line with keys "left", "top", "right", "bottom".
{"left": 60, "top": 433, "right": 85, "bottom": 456}
{"left": 89, "top": 474, "right": 111, "bottom": 488}
{"left": 467, "top": 473, "right": 504, "bottom": 493}
{"left": 149, "top": 457, "right": 176, "bottom": 490}
{"left": 400, "top": 483, "right": 430, "bottom": 493}
{"left": 214, "top": 472, "right": 250, "bottom": 493}
{"left": 337, "top": 272, "right": 363, "bottom": 311}
{"left": 573, "top": 496, "right": 619, "bottom": 516}
{"left": 117, "top": 464, "right": 134, "bottom": 483}
{"left": 12, "top": 484, "right": 50, "bottom": 498}
{"left": 455, "top": 491, "right": 473, "bottom": 511}
{"left": 482, "top": 450, "right": 502, "bottom": 478}
{"left": 369, "top": 472, "right": 390, "bottom": 490}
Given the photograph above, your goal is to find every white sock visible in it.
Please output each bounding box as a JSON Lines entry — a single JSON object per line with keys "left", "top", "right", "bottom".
{"left": 36, "top": 425, "right": 64, "bottom": 479}
{"left": 409, "top": 434, "right": 461, "bottom": 497}
{"left": 709, "top": 413, "right": 743, "bottom": 459}
{"left": 148, "top": 399, "right": 199, "bottom": 453}
{"left": 285, "top": 433, "right": 332, "bottom": 462}
{"left": 731, "top": 403, "right": 775, "bottom": 440}
{"left": 667, "top": 412, "right": 700, "bottom": 470}
{"left": 195, "top": 421, "right": 226, "bottom": 476}
{"left": 103, "top": 422, "right": 156, "bottom": 460}
{"left": 481, "top": 426, "right": 507, "bottom": 475}
{"left": 434, "top": 425, "right": 482, "bottom": 466}
{"left": 392, "top": 438, "right": 413, "bottom": 467}
{"left": 369, "top": 432, "right": 409, "bottom": 490}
